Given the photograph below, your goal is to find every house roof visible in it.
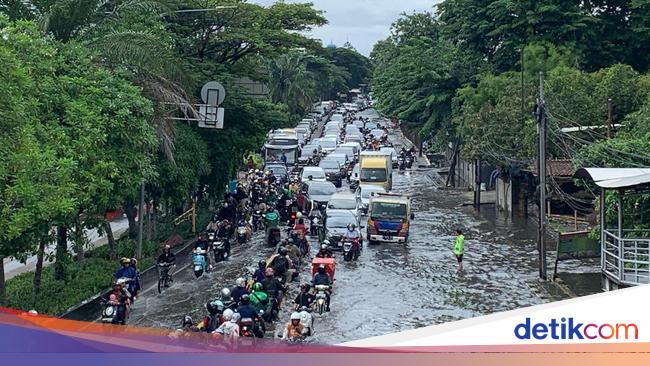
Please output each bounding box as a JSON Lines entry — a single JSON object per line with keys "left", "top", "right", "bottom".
{"left": 529, "top": 159, "right": 575, "bottom": 177}
{"left": 574, "top": 168, "right": 650, "bottom": 189}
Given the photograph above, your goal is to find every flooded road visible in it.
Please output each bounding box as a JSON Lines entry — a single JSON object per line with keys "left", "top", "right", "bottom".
{"left": 129, "top": 109, "right": 593, "bottom": 344}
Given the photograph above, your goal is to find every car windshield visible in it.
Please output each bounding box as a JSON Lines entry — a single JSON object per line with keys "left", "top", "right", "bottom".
{"left": 360, "top": 168, "right": 387, "bottom": 182}
{"left": 320, "top": 160, "right": 339, "bottom": 169}
{"left": 328, "top": 198, "right": 356, "bottom": 209}
{"left": 267, "top": 166, "right": 287, "bottom": 176}
{"left": 327, "top": 214, "right": 356, "bottom": 228}
{"left": 309, "top": 182, "right": 336, "bottom": 196}
{"left": 319, "top": 140, "right": 337, "bottom": 148}
{"left": 303, "top": 169, "right": 325, "bottom": 179}
{"left": 371, "top": 202, "right": 407, "bottom": 220}
{"left": 361, "top": 188, "right": 385, "bottom": 199}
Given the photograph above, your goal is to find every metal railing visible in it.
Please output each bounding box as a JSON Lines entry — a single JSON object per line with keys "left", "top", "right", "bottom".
{"left": 602, "top": 230, "right": 650, "bottom": 286}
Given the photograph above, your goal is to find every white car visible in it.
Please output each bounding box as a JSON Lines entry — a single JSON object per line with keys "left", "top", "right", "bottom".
{"left": 314, "top": 138, "right": 337, "bottom": 152}
{"left": 369, "top": 128, "right": 386, "bottom": 139}
{"left": 355, "top": 184, "right": 387, "bottom": 213}
{"left": 327, "top": 192, "right": 360, "bottom": 222}
{"left": 301, "top": 166, "right": 327, "bottom": 182}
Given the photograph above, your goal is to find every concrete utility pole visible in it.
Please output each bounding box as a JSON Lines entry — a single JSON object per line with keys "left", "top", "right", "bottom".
{"left": 536, "top": 72, "right": 547, "bottom": 281}
{"left": 607, "top": 98, "right": 613, "bottom": 139}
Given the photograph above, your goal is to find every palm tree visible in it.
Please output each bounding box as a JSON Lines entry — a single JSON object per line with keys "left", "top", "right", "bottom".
{"left": 268, "top": 52, "right": 317, "bottom": 116}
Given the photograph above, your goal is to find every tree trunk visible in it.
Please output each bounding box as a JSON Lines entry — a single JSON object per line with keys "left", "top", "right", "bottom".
{"left": 124, "top": 202, "right": 138, "bottom": 239}
{"left": 73, "top": 217, "right": 85, "bottom": 261}
{"left": 33, "top": 239, "right": 47, "bottom": 295}
{"left": 105, "top": 220, "right": 117, "bottom": 260}
{"left": 0, "top": 257, "right": 5, "bottom": 306}
{"left": 152, "top": 199, "right": 157, "bottom": 241}
{"left": 54, "top": 226, "right": 68, "bottom": 281}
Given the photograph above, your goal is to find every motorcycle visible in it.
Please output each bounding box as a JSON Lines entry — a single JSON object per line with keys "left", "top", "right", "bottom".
{"left": 237, "top": 224, "right": 249, "bottom": 244}
{"left": 101, "top": 300, "right": 128, "bottom": 325}
{"left": 314, "top": 285, "right": 330, "bottom": 315}
{"left": 398, "top": 156, "right": 406, "bottom": 171}
{"left": 192, "top": 249, "right": 207, "bottom": 278}
{"left": 252, "top": 210, "right": 264, "bottom": 231}
{"left": 240, "top": 315, "right": 265, "bottom": 338}
{"left": 406, "top": 154, "right": 414, "bottom": 168}
{"left": 310, "top": 215, "right": 323, "bottom": 238}
{"left": 343, "top": 238, "right": 360, "bottom": 261}
{"left": 211, "top": 238, "right": 229, "bottom": 263}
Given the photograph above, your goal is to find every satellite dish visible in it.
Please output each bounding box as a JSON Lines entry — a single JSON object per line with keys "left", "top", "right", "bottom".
{"left": 201, "top": 81, "right": 226, "bottom": 106}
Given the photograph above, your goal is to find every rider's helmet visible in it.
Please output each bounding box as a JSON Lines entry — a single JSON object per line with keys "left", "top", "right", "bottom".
{"left": 222, "top": 309, "right": 234, "bottom": 322}
{"left": 212, "top": 300, "right": 225, "bottom": 313}
{"left": 182, "top": 316, "right": 194, "bottom": 328}
{"left": 221, "top": 288, "right": 231, "bottom": 299}
{"left": 290, "top": 312, "right": 301, "bottom": 322}
{"left": 130, "top": 258, "right": 137, "bottom": 266}
{"left": 240, "top": 294, "right": 250, "bottom": 305}
{"left": 296, "top": 212, "right": 303, "bottom": 220}
{"left": 235, "top": 277, "right": 246, "bottom": 288}
{"left": 265, "top": 267, "right": 274, "bottom": 277}
{"left": 163, "top": 244, "right": 171, "bottom": 252}
{"left": 300, "top": 283, "right": 311, "bottom": 292}
{"left": 222, "top": 202, "right": 228, "bottom": 208}
{"left": 120, "top": 257, "right": 131, "bottom": 265}
{"left": 318, "top": 264, "right": 326, "bottom": 275}
{"left": 258, "top": 260, "right": 266, "bottom": 268}
{"left": 231, "top": 312, "right": 241, "bottom": 323}
{"left": 253, "top": 282, "right": 264, "bottom": 292}
{"left": 279, "top": 247, "right": 288, "bottom": 256}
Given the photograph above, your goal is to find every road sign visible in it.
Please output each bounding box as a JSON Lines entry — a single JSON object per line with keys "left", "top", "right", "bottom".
{"left": 201, "top": 81, "right": 226, "bottom": 106}
{"left": 198, "top": 105, "right": 224, "bottom": 129}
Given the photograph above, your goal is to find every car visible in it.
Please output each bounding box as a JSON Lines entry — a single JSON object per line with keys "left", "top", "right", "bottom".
{"left": 301, "top": 166, "right": 327, "bottom": 182}
{"left": 335, "top": 147, "right": 356, "bottom": 163}
{"left": 380, "top": 147, "right": 398, "bottom": 168}
{"left": 323, "top": 133, "right": 342, "bottom": 144}
{"left": 369, "top": 128, "right": 386, "bottom": 140}
{"left": 313, "top": 138, "right": 337, "bottom": 153}
{"left": 305, "top": 180, "right": 338, "bottom": 207}
{"left": 331, "top": 114, "right": 344, "bottom": 122}
{"left": 355, "top": 184, "right": 387, "bottom": 214}
{"left": 327, "top": 192, "right": 360, "bottom": 222}
{"left": 264, "top": 163, "right": 289, "bottom": 180}
{"left": 345, "top": 134, "right": 363, "bottom": 144}
{"left": 340, "top": 142, "right": 362, "bottom": 159}
{"left": 324, "top": 209, "right": 361, "bottom": 251}
{"left": 325, "top": 153, "right": 350, "bottom": 169}
{"left": 319, "top": 159, "right": 344, "bottom": 187}
{"left": 353, "top": 120, "right": 365, "bottom": 129}
{"left": 365, "top": 122, "right": 378, "bottom": 130}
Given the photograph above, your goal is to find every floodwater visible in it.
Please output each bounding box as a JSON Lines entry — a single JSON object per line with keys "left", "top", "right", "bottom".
{"left": 128, "top": 109, "right": 599, "bottom": 344}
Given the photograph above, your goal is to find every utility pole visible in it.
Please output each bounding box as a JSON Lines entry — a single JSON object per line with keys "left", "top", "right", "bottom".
{"left": 137, "top": 181, "right": 145, "bottom": 259}
{"left": 607, "top": 98, "right": 613, "bottom": 139}
{"left": 536, "top": 72, "right": 547, "bottom": 281}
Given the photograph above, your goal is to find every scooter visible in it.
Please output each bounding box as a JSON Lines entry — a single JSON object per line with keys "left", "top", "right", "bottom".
{"left": 343, "top": 241, "right": 354, "bottom": 262}
{"left": 252, "top": 210, "right": 264, "bottom": 231}
{"left": 406, "top": 154, "right": 414, "bottom": 168}
{"left": 237, "top": 224, "right": 249, "bottom": 244}
{"left": 314, "top": 285, "right": 330, "bottom": 315}
{"left": 211, "top": 238, "right": 229, "bottom": 263}
{"left": 398, "top": 157, "right": 406, "bottom": 171}
{"left": 192, "top": 249, "right": 207, "bottom": 278}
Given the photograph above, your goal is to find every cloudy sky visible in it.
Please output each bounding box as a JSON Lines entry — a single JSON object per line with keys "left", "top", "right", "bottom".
{"left": 252, "top": 0, "right": 440, "bottom": 56}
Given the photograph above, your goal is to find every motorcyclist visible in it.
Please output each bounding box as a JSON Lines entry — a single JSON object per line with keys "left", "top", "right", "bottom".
{"left": 261, "top": 267, "right": 284, "bottom": 312}
{"left": 114, "top": 257, "right": 137, "bottom": 295}
{"left": 282, "top": 312, "right": 305, "bottom": 341}
{"left": 249, "top": 282, "right": 270, "bottom": 315}
{"left": 128, "top": 258, "right": 141, "bottom": 299}
{"left": 221, "top": 288, "right": 236, "bottom": 310}
{"left": 285, "top": 238, "right": 302, "bottom": 267}
{"left": 342, "top": 223, "right": 361, "bottom": 259}
{"left": 230, "top": 277, "right": 249, "bottom": 305}
{"left": 315, "top": 243, "right": 334, "bottom": 258}
{"left": 106, "top": 281, "right": 130, "bottom": 324}
{"left": 215, "top": 220, "right": 232, "bottom": 258}
{"left": 264, "top": 207, "right": 280, "bottom": 228}
{"left": 206, "top": 218, "right": 219, "bottom": 233}
{"left": 199, "top": 300, "right": 225, "bottom": 333}
{"left": 157, "top": 244, "right": 176, "bottom": 266}
{"left": 293, "top": 283, "right": 315, "bottom": 310}
{"left": 253, "top": 260, "right": 267, "bottom": 283}
{"left": 214, "top": 309, "right": 239, "bottom": 337}
{"left": 270, "top": 247, "right": 290, "bottom": 282}
{"left": 312, "top": 265, "right": 332, "bottom": 312}
{"left": 236, "top": 294, "right": 264, "bottom": 338}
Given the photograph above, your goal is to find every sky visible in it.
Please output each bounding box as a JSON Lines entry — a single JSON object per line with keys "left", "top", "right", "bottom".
{"left": 251, "top": 0, "right": 440, "bottom": 56}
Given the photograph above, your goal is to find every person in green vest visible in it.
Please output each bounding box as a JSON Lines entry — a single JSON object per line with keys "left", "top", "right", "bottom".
{"left": 454, "top": 229, "right": 465, "bottom": 272}
{"left": 249, "top": 282, "right": 270, "bottom": 320}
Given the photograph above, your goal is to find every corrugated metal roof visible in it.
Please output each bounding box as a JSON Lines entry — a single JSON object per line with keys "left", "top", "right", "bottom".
{"left": 574, "top": 168, "right": 650, "bottom": 189}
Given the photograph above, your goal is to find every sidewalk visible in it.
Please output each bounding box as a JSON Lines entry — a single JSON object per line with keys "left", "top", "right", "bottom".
{"left": 3, "top": 218, "right": 130, "bottom": 281}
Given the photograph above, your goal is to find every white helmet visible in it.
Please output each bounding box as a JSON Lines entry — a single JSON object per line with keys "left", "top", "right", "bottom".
{"left": 223, "top": 309, "right": 234, "bottom": 321}
{"left": 221, "top": 287, "right": 231, "bottom": 298}
{"left": 231, "top": 312, "right": 241, "bottom": 323}
{"left": 290, "top": 312, "right": 301, "bottom": 321}
{"left": 235, "top": 277, "right": 246, "bottom": 287}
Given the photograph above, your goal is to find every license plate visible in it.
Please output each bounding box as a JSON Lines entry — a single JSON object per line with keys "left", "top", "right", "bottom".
{"left": 383, "top": 235, "right": 392, "bottom": 240}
